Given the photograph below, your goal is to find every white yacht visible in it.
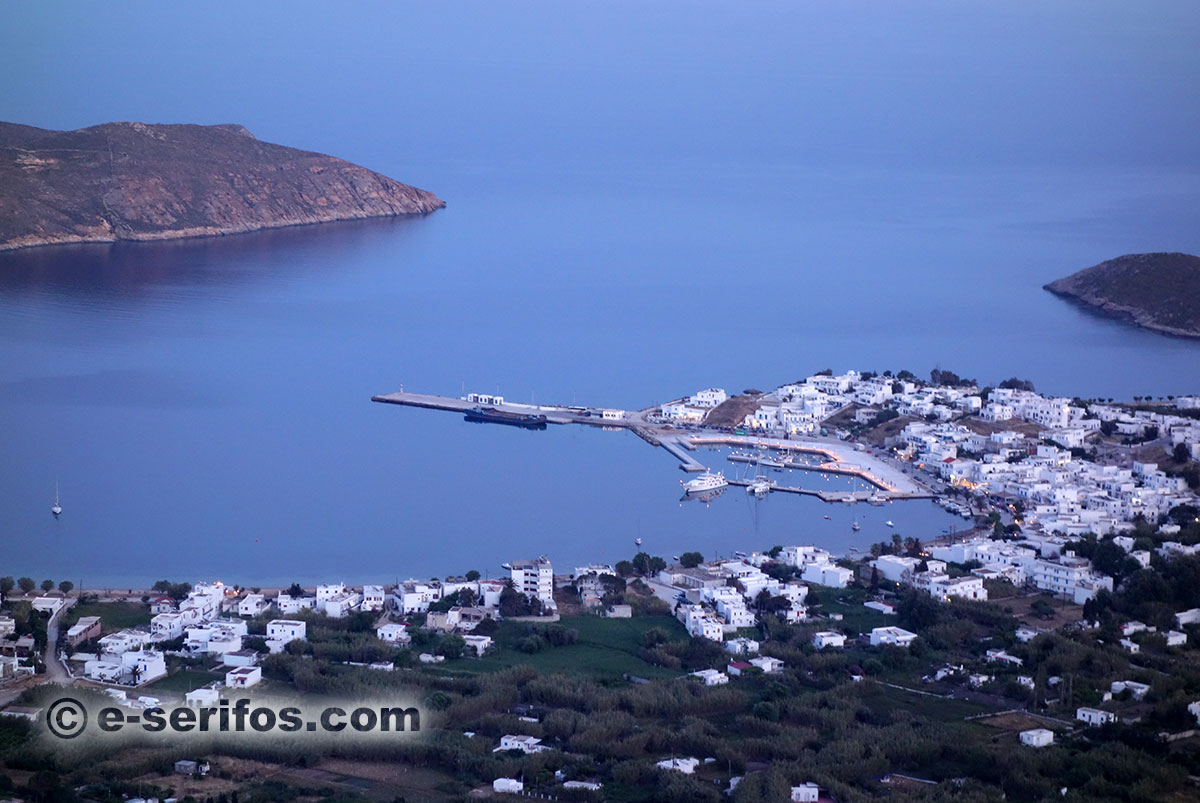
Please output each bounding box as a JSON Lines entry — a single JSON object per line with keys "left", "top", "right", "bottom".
{"left": 51, "top": 479, "right": 62, "bottom": 517}
{"left": 885, "top": 520, "right": 895, "bottom": 527}
{"left": 682, "top": 472, "right": 728, "bottom": 494}
{"left": 747, "top": 478, "right": 770, "bottom": 498}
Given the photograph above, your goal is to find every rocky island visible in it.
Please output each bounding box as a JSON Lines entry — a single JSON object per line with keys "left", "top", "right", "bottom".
{"left": 1044, "top": 252, "right": 1200, "bottom": 338}
{"left": 0, "top": 121, "right": 444, "bottom": 251}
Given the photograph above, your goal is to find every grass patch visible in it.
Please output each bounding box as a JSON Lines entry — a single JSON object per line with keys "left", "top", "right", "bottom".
{"left": 65, "top": 601, "right": 152, "bottom": 631}
{"left": 144, "top": 667, "right": 222, "bottom": 694}
{"left": 444, "top": 615, "right": 687, "bottom": 680}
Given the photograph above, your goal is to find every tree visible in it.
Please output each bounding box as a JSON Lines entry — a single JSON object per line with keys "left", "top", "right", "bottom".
{"left": 40, "top": 579, "right": 54, "bottom": 593}
{"left": 437, "top": 634, "right": 465, "bottom": 659}
{"left": 465, "top": 569, "right": 481, "bottom": 582}
{"left": 0, "top": 577, "right": 13, "bottom": 596}
{"left": 1030, "top": 599, "right": 1055, "bottom": 619}
{"left": 57, "top": 580, "right": 73, "bottom": 595}
{"left": 17, "top": 577, "right": 35, "bottom": 594}
{"left": 615, "top": 560, "right": 635, "bottom": 577}
{"left": 286, "top": 583, "right": 305, "bottom": 597}
{"left": 1174, "top": 443, "right": 1190, "bottom": 463}
{"left": 679, "top": 552, "right": 704, "bottom": 568}
{"left": 898, "top": 590, "right": 941, "bottom": 631}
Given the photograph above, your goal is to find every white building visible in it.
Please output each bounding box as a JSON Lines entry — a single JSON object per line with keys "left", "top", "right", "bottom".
{"left": 462, "top": 634, "right": 493, "bottom": 657}
{"left": 225, "top": 666, "right": 262, "bottom": 688}
{"left": 323, "top": 591, "right": 363, "bottom": 618}
{"left": 655, "top": 757, "right": 700, "bottom": 775}
{"left": 238, "top": 594, "right": 269, "bottom": 617}
{"left": 1020, "top": 728, "right": 1054, "bottom": 747}
{"left": 725, "top": 637, "right": 760, "bottom": 656}
{"left": 266, "top": 619, "right": 306, "bottom": 646}
{"left": 680, "top": 604, "right": 724, "bottom": 641}
{"left": 376, "top": 623, "right": 411, "bottom": 645}
{"left": 394, "top": 580, "right": 440, "bottom": 614}
{"left": 84, "top": 650, "right": 166, "bottom": 686}
{"left": 691, "top": 668, "right": 729, "bottom": 686}
{"left": 150, "top": 612, "right": 185, "bottom": 642}
{"left": 274, "top": 594, "right": 317, "bottom": 615}
{"left": 813, "top": 631, "right": 846, "bottom": 650}
{"left": 870, "top": 626, "right": 918, "bottom": 647}
{"left": 801, "top": 562, "right": 853, "bottom": 588}
{"left": 185, "top": 686, "right": 220, "bottom": 708}
{"left": 750, "top": 656, "right": 784, "bottom": 674}
{"left": 495, "top": 735, "right": 548, "bottom": 754}
{"left": 689, "top": 388, "right": 727, "bottom": 408}
{"left": 492, "top": 778, "right": 523, "bottom": 794}
{"left": 790, "top": 783, "right": 820, "bottom": 802}
{"left": 1076, "top": 707, "right": 1117, "bottom": 727}
{"left": 510, "top": 557, "right": 556, "bottom": 610}
{"left": 361, "top": 585, "right": 386, "bottom": 613}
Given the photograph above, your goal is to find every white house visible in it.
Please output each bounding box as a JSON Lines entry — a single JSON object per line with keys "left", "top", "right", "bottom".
{"left": 813, "top": 631, "right": 846, "bottom": 650}
{"left": 864, "top": 600, "right": 897, "bottom": 615}
{"left": 870, "top": 626, "right": 918, "bottom": 647}
{"left": 801, "top": 562, "right": 853, "bottom": 588}
{"left": 185, "top": 687, "right": 220, "bottom": 708}
{"left": 750, "top": 656, "right": 784, "bottom": 674}
{"left": 31, "top": 597, "right": 65, "bottom": 615}
{"left": 790, "top": 783, "right": 820, "bottom": 802}
{"left": 266, "top": 619, "right": 306, "bottom": 645}
{"left": 84, "top": 650, "right": 166, "bottom": 686}
{"left": 361, "top": 585, "right": 386, "bottom": 613}
{"left": 1020, "top": 728, "right": 1054, "bottom": 747}
{"left": 225, "top": 666, "right": 262, "bottom": 689}
{"left": 1076, "top": 707, "right": 1117, "bottom": 727}
{"left": 323, "top": 591, "right": 363, "bottom": 618}
{"left": 689, "top": 388, "right": 727, "bottom": 408}
{"left": 495, "top": 735, "right": 548, "bottom": 754}
{"left": 1111, "top": 680, "right": 1150, "bottom": 701}
{"left": 221, "top": 649, "right": 259, "bottom": 668}
{"left": 462, "top": 634, "right": 493, "bottom": 656}
{"left": 238, "top": 594, "right": 269, "bottom": 617}
{"left": 691, "top": 668, "right": 729, "bottom": 686}
{"left": 150, "top": 612, "right": 185, "bottom": 642}
{"left": 492, "top": 778, "right": 523, "bottom": 794}
{"left": 655, "top": 757, "right": 700, "bottom": 775}
{"left": 725, "top": 637, "right": 760, "bottom": 656}
{"left": 98, "top": 630, "right": 147, "bottom": 657}
{"left": 376, "top": 623, "right": 411, "bottom": 645}
{"left": 274, "top": 594, "right": 317, "bottom": 615}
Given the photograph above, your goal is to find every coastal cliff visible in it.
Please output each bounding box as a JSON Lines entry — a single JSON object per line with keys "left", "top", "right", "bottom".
{"left": 0, "top": 121, "right": 444, "bottom": 251}
{"left": 1044, "top": 252, "right": 1200, "bottom": 339}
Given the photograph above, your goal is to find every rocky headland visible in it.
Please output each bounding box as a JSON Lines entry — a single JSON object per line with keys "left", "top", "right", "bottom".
{"left": 1044, "top": 252, "right": 1200, "bottom": 338}
{"left": 0, "top": 121, "right": 443, "bottom": 251}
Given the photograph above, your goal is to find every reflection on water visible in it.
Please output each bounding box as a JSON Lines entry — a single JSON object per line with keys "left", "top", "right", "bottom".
{"left": 0, "top": 216, "right": 427, "bottom": 302}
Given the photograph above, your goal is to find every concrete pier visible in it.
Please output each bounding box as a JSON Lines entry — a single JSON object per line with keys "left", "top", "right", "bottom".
{"left": 372, "top": 387, "right": 935, "bottom": 502}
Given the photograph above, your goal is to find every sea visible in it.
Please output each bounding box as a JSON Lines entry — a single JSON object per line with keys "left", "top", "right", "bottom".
{"left": 2, "top": 1, "right": 1198, "bottom": 587}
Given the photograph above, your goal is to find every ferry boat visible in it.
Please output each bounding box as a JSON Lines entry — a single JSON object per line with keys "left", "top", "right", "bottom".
{"left": 682, "top": 472, "right": 728, "bottom": 494}
{"left": 464, "top": 406, "right": 548, "bottom": 429}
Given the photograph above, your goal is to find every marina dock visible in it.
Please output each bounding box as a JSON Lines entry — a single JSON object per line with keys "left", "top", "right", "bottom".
{"left": 372, "top": 388, "right": 935, "bottom": 502}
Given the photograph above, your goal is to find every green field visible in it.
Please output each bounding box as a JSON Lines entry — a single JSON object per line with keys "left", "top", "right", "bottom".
{"left": 446, "top": 614, "right": 688, "bottom": 680}
{"left": 144, "top": 667, "right": 224, "bottom": 694}
{"left": 65, "top": 601, "right": 152, "bottom": 631}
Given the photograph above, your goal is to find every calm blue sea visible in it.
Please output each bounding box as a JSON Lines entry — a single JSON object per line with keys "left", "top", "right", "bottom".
{"left": 2, "top": 1, "right": 1198, "bottom": 586}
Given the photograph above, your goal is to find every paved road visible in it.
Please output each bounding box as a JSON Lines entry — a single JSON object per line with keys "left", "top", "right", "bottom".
{"left": 44, "top": 602, "right": 74, "bottom": 685}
